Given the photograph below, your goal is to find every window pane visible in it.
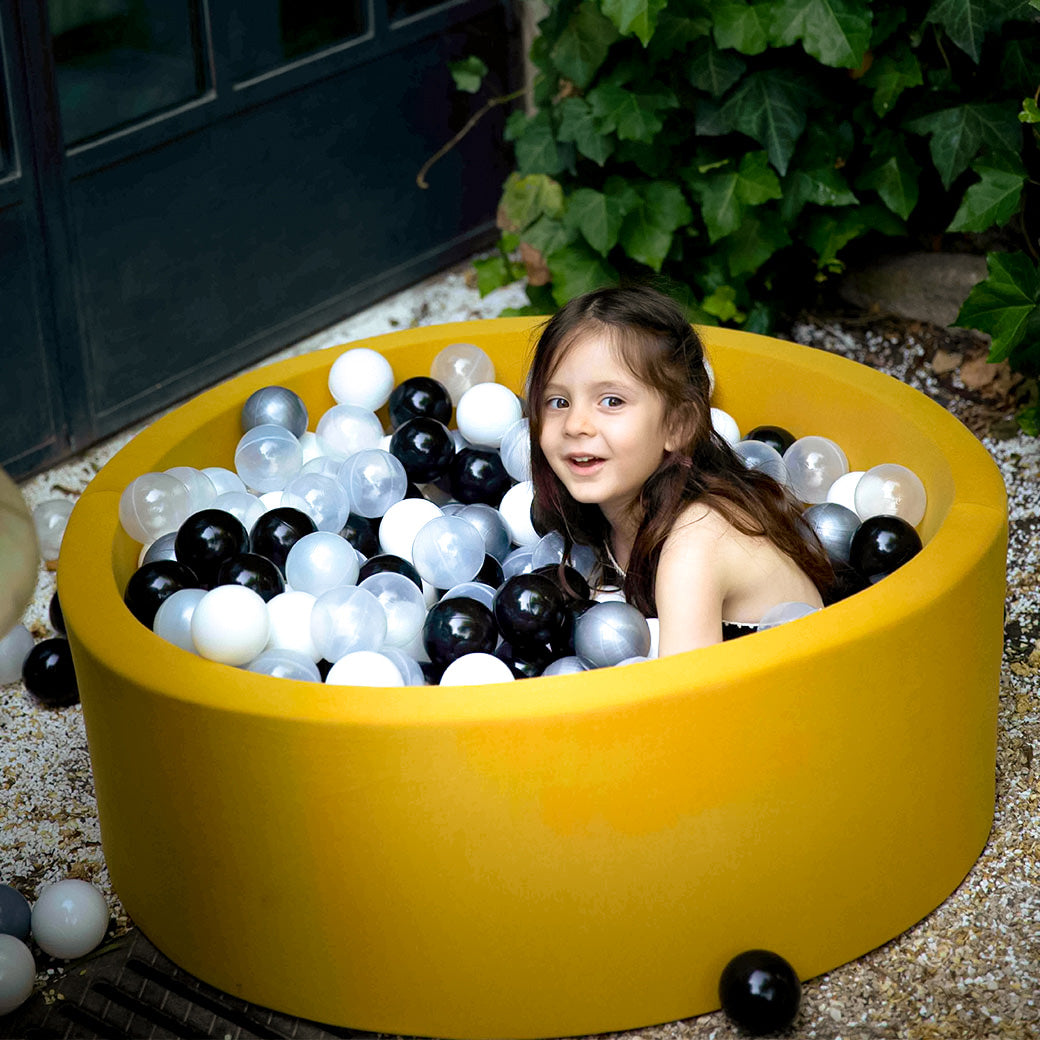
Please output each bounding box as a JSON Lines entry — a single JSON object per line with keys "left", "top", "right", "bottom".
{"left": 49, "top": 0, "right": 205, "bottom": 145}
{"left": 387, "top": 0, "right": 447, "bottom": 22}
{"left": 229, "top": 0, "right": 365, "bottom": 82}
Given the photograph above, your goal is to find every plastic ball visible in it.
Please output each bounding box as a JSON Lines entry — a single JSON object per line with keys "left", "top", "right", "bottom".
{"left": 359, "top": 571, "right": 428, "bottom": 648}
{"left": 475, "top": 553, "right": 505, "bottom": 589}
{"left": 247, "top": 648, "right": 321, "bottom": 682}
{"left": 430, "top": 342, "right": 495, "bottom": 404}
{"left": 0, "top": 624, "right": 35, "bottom": 685}
{"left": 339, "top": 449, "right": 408, "bottom": 518}
{"left": 311, "top": 585, "right": 387, "bottom": 661}
{"left": 530, "top": 531, "right": 597, "bottom": 581}
{"left": 746, "top": 424, "right": 796, "bottom": 455}
{"left": 30, "top": 879, "right": 109, "bottom": 960}
{"left": 152, "top": 587, "right": 208, "bottom": 652}
{"left": 202, "top": 466, "right": 247, "bottom": 496}
{"left": 501, "top": 545, "right": 535, "bottom": 580}
{"left": 757, "top": 602, "right": 818, "bottom": 629}
{"left": 495, "top": 640, "right": 554, "bottom": 679}
{"left": 249, "top": 506, "right": 318, "bottom": 574}
{"left": 0, "top": 933, "right": 35, "bottom": 1014}
{"left": 48, "top": 591, "right": 65, "bottom": 636}
{"left": 849, "top": 515, "right": 923, "bottom": 583}
{"left": 448, "top": 447, "right": 514, "bottom": 506}
{"left": 326, "top": 650, "right": 404, "bottom": 687}
{"left": 328, "top": 347, "right": 395, "bottom": 410}
{"left": 281, "top": 472, "right": 351, "bottom": 533}
{"left": 854, "top": 463, "right": 927, "bottom": 526}
{"left": 341, "top": 512, "right": 381, "bottom": 557}
{"left": 389, "top": 417, "right": 456, "bottom": 483}
{"left": 410, "top": 514, "right": 486, "bottom": 589}
{"left": 165, "top": 466, "right": 218, "bottom": 512}
{"left": 190, "top": 585, "right": 271, "bottom": 665}
{"left": 241, "top": 385, "right": 308, "bottom": 437}
{"left": 533, "top": 564, "right": 592, "bottom": 605}
{"left": 498, "top": 418, "right": 531, "bottom": 482}
{"left": 298, "top": 431, "right": 334, "bottom": 464}
{"left": 423, "top": 596, "right": 498, "bottom": 669}
{"left": 214, "top": 552, "right": 286, "bottom": 601}
{"left": 439, "top": 652, "right": 515, "bottom": 686}
{"left": 388, "top": 375, "right": 452, "bottom": 427}
{"left": 174, "top": 508, "right": 250, "bottom": 586}
{"left": 234, "top": 423, "right": 304, "bottom": 493}
{"left": 265, "top": 590, "right": 320, "bottom": 661}
{"left": 710, "top": 407, "right": 741, "bottom": 445}
{"left": 315, "top": 404, "right": 384, "bottom": 458}
{"left": 140, "top": 531, "right": 179, "bottom": 566}
{"left": 782, "top": 435, "right": 849, "bottom": 504}
{"left": 734, "top": 440, "right": 789, "bottom": 485}
{"left": 285, "top": 531, "right": 359, "bottom": 597}
{"left": 32, "top": 498, "right": 74, "bottom": 561}
{"left": 377, "top": 647, "right": 426, "bottom": 686}
{"left": 455, "top": 383, "right": 523, "bottom": 449}
{"left": 718, "top": 949, "right": 801, "bottom": 1035}
{"left": 118, "top": 472, "right": 193, "bottom": 543}
{"left": 541, "top": 655, "right": 588, "bottom": 676}
{"left": 0, "top": 885, "right": 30, "bottom": 944}
{"left": 826, "top": 470, "right": 865, "bottom": 512}
{"left": 574, "top": 601, "right": 651, "bottom": 668}
{"left": 440, "top": 582, "right": 497, "bottom": 611}
{"left": 453, "top": 503, "right": 511, "bottom": 563}
{"left": 801, "top": 502, "right": 861, "bottom": 565}
{"left": 123, "top": 559, "right": 199, "bottom": 628}
{"left": 493, "top": 572, "right": 567, "bottom": 649}
{"left": 377, "top": 497, "right": 443, "bottom": 561}
{"left": 211, "top": 491, "right": 266, "bottom": 533}
{"left": 498, "top": 481, "right": 538, "bottom": 547}
{"left": 358, "top": 552, "right": 423, "bottom": 591}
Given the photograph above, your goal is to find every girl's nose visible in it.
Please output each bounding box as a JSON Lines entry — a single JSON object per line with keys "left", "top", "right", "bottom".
{"left": 563, "top": 403, "right": 594, "bottom": 437}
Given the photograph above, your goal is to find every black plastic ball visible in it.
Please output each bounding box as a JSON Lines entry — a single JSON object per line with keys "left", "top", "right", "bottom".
{"left": 388, "top": 376, "right": 453, "bottom": 428}
{"left": 341, "top": 513, "right": 380, "bottom": 557}
{"left": 551, "top": 598, "right": 596, "bottom": 657}
{"left": 22, "top": 637, "right": 79, "bottom": 707}
{"left": 249, "top": 507, "right": 317, "bottom": 574}
{"left": 423, "top": 596, "right": 498, "bottom": 668}
{"left": 124, "top": 559, "right": 200, "bottom": 628}
{"left": 358, "top": 553, "right": 423, "bottom": 591}
{"left": 746, "top": 425, "right": 796, "bottom": 455}
{"left": 476, "top": 553, "right": 504, "bottom": 589}
{"left": 533, "top": 563, "right": 592, "bottom": 604}
{"left": 849, "top": 515, "right": 923, "bottom": 583}
{"left": 493, "top": 573, "right": 568, "bottom": 650}
{"left": 49, "top": 590, "right": 66, "bottom": 636}
{"left": 214, "top": 552, "right": 286, "bottom": 601}
{"left": 174, "top": 508, "right": 250, "bottom": 586}
{"left": 448, "top": 447, "right": 513, "bottom": 506}
{"left": 718, "top": 949, "right": 801, "bottom": 1035}
{"left": 389, "top": 417, "right": 456, "bottom": 483}
{"left": 496, "top": 639, "right": 554, "bottom": 679}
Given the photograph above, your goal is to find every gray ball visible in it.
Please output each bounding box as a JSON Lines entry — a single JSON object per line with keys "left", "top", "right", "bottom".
{"left": 241, "top": 385, "right": 308, "bottom": 438}
{"left": 574, "top": 600, "right": 652, "bottom": 669}
{"left": 140, "top": 531, "right": 178, "bottom": 565}
{"left": 802, "top": 502, "right": 861, "bottom": 564}
{"left": 541, "top": 655, "right": 588, "bottom": 677}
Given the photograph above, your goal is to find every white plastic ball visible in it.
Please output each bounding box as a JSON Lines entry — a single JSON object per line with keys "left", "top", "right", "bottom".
{"left": 854, "top": 463, "right": 927, "bottom": 526}
{"left": 212, "top": 491, "right": 266, "bottom": 533}
{"left": 0, "top": 933, "right": 35, "bottom": 1014}
{"left": 326, "top": 650, "right": 404, "bottom": 687}
{"left": 32, "top": 499, "right": 75, "bottom": 561}
{"left": 246, "top": 647, "right": 322, "bottom": 682}
{"left": 152, "top": 588, "right": 207, "bottom": 652}
{"left": 456, "top": 503, "right": 511, "bottom": 561}
{"left": 782, "top": 435, "right": 850, "bottom": 504}
{"left": 315, "top": 404, "right": 385, "bottom": 458}
{"left": 826, "top": 470, "right": 865, "bottom": 512}
{"left": 241, "top": 385, "right": 308, "bottom": 436}
{"left": 118, "top": 472, "right": 193, "bottom": 543}
{"left": 439, "top": 652, "right": 515, "bottom": 685}
{"left": 647, "top": 616, "right": 660, "bottom": 658}
{"left": 311, "top": 585, "right": 387, "bottom": 661}
{"left": 299, "top": 431, "right": 335, "bottom": 464}
{"left": 710, "top": 407, "right": 741, "bottom": 446}
{"left": 190, "top": 585, "right": 271, "bottom": 665}
{"left": 757, "top": 601, "right": 819, "bottom": 629}
{"left": 234, "top": 424, "right": 304, "bottom": 493}
{"left": 734, "top": 440, "right": 789, "bottom": 485}
{"left": 440, "top": 582, "right": 496, "bottom": 610}
{"left": 202, "top": 466, "right": 247, "bottom": 496}
{"left": 329, "top": 347, "right": 395, "bottom": 410}
{"left": 455, "top": 383, "right": 523, "bottom": 449}
{"left": 0, "top": 624, "right": 34, "bottom": 684}
{"left": 259, "top": 491, "right": 284, "bottom": 510}
{"left": 430, "top": 342, "right": 496, "bottom": 404}
{"left": 339, "top": 449, "right": 408, "bottom": 518}
{"left": 498, "top": 418, "right": 532, "bottom": 481}
{"left": 30, "top": 879, "right": 109, "bottom": 960}
{"left": 574, "top": 601, "right": 651, "bottom": 668}
{"left": 410, "top": 514, "right": 486, "bottom": 588}
{"left": 165, "top": 466, "right": 218, "bottom": 511}
{"left": 498, "top": 481, "right": 538, "bottom": 547}
{"left": 377, "top": 497, "right": 443, "bottom": 560}
{"left": 281, "top": 472, "right": 350, "bottom": 533}
{"left": 285, "top": 531, "right": 359, "bottom": 597}
{"left": 265, "top": 590, "right": 320, "bottom": 661}
{"left": 359, "top": 571, "right": 427, "bottom": 648}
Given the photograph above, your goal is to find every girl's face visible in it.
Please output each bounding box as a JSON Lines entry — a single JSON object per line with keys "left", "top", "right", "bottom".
{"left": 537, "top": 331, "right": 678, "bottom": 531}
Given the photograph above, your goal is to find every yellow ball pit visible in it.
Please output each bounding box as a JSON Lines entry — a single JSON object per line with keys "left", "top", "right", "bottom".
{"left": 59, "top": 320, "right": 1007, "bottom": 1039}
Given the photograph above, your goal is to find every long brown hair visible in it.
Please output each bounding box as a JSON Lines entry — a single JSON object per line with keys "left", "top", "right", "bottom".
{"left": 527, "top": 286, "right": 834, "bottom": 616}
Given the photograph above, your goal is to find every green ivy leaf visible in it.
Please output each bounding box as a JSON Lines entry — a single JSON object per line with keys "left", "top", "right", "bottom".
{"left": 509, "top": 110, "right": 575, "bottom": 176}
{"left": 1020, "top": 98, "right": 1040, "bottom": 125}
{"left": 692, "top": 151, "right": 782, "bottom": 243}
{"left": 805, "top": 204, "right": 903, "bottom": 270}
{"left": 522, "top": 214, "right": 578, "bottom": 257}
{"left": 564, "top": 185, "right": 635, "bottom": 255}
{"left": 861, "top": 41, "right": 923, "bottom": 117}
{"left": 720, "top": 69, "right": 813, "bottom": 175}
{"left": 449, "top": 56, "right": 489, "bottom": 94}
{"left": 498, "top": 172, "right": 565, "bottom": 233}
{"left": 601, "top": 0, "right": 669, "bottom": 46}
{"left": 550, "top": 3, "right": 620, "bottom": 89}
{"left": 687, "top": 37, "right": 746, "bottom": 97}
{"left": 855, "top": 133, "right": 920, "bottom": 221}
{"left": 701, "top": 284, "right": 746, "bottom": 322}
{"left": 955, "top": 251, "right": 1040, "bottom": 362}
{"left": 925, "top": 0, "right": 1034, "bottom": 63}
{"left": 713, "top": 0, "right": 773, "bottom": 55}
{"left": 770, "top": 0, "right": 872, "bottom": 69}
{"left": 780, "top": 124, "right": 858, "bottom": 222}
{"left": 587, "top": 81, "right": 678, "bottom": 142}
{"left": 555, "top": 97, "right": 615, "bottom": 166}
{"left": 947, "top": 155, "right": 1027, "bottom": 232}
{"left": 618, "top": 181, "right": 693, "bottom": 271}
{"left": 718, "top": 209, "right": 792, "bottom": 276}
{"left": 472, "top": 254, "right": 524, "bottom": 296}
{"left": 546, "top": 241, "right": 619, "bottom": 305}
{"left": 647, "top": 8, "right": 712, "bottom": 62}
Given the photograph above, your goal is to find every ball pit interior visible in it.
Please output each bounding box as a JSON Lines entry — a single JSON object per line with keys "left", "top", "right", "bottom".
{"left": 58, "top": 318, "right": 1007, "bottom": 1039}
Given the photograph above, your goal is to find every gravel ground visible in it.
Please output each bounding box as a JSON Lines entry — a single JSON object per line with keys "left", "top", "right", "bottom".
{"left": 2, "top": 269, "right": 1037, "bottom": 1038}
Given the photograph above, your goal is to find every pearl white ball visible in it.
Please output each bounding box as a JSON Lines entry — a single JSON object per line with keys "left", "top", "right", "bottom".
{"left": 455, "top": 383, "right": 523, "bottom": 449}
{"left": 377, "top": 497, "right": 443, "bottom": 560}
{"left": 498, "top": 481, "right": 539, "bottom": 547}
{"left": 439, "top": 652, "right": 515, "bottom": 685}
{"left": 265, "top": 590, "right": 320, "bottom": 662}
{"left": 0, "top": 934, "right": 35, "bottom": 1014}
{"left": 325, "top": 650, "right": 405, "bottom": 687}
{"left": 328, "top": 347, "right": 395, "bottom": 410}
{"left": 826, "top": 470, "right": 865, "bottom": 512}
{"left": 30, "top": 879, "right": 109, "bottom": 960}
{"left": 190, "top": 585, "right": 271, "bottom": 665}
{"left": 710, "top": 407, "right": 741, "bottom": 446}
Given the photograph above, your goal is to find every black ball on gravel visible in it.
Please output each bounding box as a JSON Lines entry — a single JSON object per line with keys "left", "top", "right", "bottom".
{"left": 22, "top": 637, "right": 79, "bottom": 707}
{"left": 718, "top": 949, "right": 801, "bottom": 1036}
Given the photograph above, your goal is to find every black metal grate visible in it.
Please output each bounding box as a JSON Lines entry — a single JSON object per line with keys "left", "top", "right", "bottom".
{"left": 0, "top": 928, "right": 382, "bottom": 1040}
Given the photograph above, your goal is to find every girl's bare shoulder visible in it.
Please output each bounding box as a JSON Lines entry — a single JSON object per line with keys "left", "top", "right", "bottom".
{"left": 662, "top": 501, "right": 733, "bottom": 551}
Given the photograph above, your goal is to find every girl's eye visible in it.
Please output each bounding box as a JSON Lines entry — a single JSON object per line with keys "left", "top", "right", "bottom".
{"left": 545, "top": 396, "right": 568, "bottom": 410}
{"left": 601, "top": 395, "right": 624, "bottom": 408}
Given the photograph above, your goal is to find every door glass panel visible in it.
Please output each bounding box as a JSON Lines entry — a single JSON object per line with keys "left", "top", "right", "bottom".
{"left": 388, "top": 0, "right": 448, "bottom": 23}
{"left": 0, "top": 67, "right": 9, "bottom": 175}
{"left": 49, "top": 0, "right": 205, "bottom": 145}
{"left": 229, "top": 0, "right": 365, "bottom": 82}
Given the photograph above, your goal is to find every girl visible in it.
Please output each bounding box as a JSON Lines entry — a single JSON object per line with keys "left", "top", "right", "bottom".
{"left": 527, "top": 286, "right": 834, "bottom": 656}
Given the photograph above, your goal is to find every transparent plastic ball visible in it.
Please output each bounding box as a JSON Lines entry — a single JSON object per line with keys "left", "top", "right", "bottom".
{"left": 377, "top": 497, "right": 443, "bottom": 561}
{"left": 734, "top": 440, "right": 789, "bottom": 485}
{"left": 430, "top": 342, "right": 496, "bottom": 405}
{"left": 826, "top": 470, "right": 865, "bottom": 512}
{"left": 501, "top": 545, "right": 534, "bottom": 580}
{"left": 410, "top": 514, "right": 486, "bottom": 589}
{"left": 325, "top": 650, "right": 404, "bottom": 687}
{"left": 202, "top": 466, "right": 247, "bottom": 497}
{"left": 32, "top": 499, "right": 74, "bottom": 561}
{"left": 710, "top": 407, "right": 741, "bottom": 446}
{"left": 328, "top": 347, "right": 396, "bottom": 410}
{"left": 339, "top": 449, "right": 409, "bottom": 519}
{"left": 119, "top": 472, "right": 193, "bottom": 544}
{"left": 0, "top": 624, "right": 35, "bottom": 684}
{"left": 140, "top": 531, "right": 178, "bottom": 566}
{"left": 455, "top": 503, "right": 511, "bottom": 561}
{"left": 299, "top": 431, "right": 336, "bottom": 464}
{"left": 285, "top": 531, "right": 359, "bottom": 597}
{"left": 165, "top": 467, "right": 218, "bottom": 513}
{"left": 241, "top": 385, "right": 308, "bottom": 437}
{"left": 378, "top": 647, "right": 426, "bottom": 686}
{"left": 439, "top": 652, "right": 515, "bottom": 686}
{"left": 315, "top": 404, "right": 384, "bottom": 458}
{"left": 802, "top": 502, "right": 861, "bottom": 564}
{"left": 498, "top": 481, "right": 538, "bottom": 547}
{"left": 455, "top": 383, "right": 523, "bottom": 449}
{"left": 530, "top": 531, "right": 598, "bottom": 580}
{"left": 782, "top": 436, "right": 849, "bottom": 504}
{"left": 499, "top": 418, "right": 531, "bottom": 482}
{"left": 574, "top": 601, "right": 651, "bottom": 668}
{"left": 212, "top": 491, "right": 267, "bottom": 533}
{"left": 191, "top": 585, "right": 271, "bottom": 665}
{"left": 281, "top": 472, "right": 350, "bottom": 533}
{"left": 265, "top": 590, "right": 320, "bottom": 661}
{"left": 758, "top": 601, "right": 820, "bottom": 629}
{"left": 152, "top": 587, "right": 207, "bottom": 652}
{"left": 440, "top": 582, "right": 497, "bottom": 610}
{"left": 301, "top": 456, "right": 343, "bottom": 479}
{"left": 311, "top": 585, "right": 387, "bottom": 661}
{"left": 234, "top": 423, "right": 304, "bottom": 493}
{"left": 359, "top": 570, "right": 427, "bottom": 648}
{"left": 247, "top": 647, "right": 321, "bottom": 682}
{"left": 854, "top": 463, "right": 927, "bottom": 527}
{"left": 541, "top": 655, "right": 588, "bottom": 677}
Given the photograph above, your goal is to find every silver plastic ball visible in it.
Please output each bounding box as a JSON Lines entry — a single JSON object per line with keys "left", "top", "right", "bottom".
{"left": 802, "top": 502, "right": 861, "bottom": 564}
{"left": 574, "top": 601, "right": 652, "bottom": 669}
{"left": 241, "top": 385, "right": 309, "bottom": 438}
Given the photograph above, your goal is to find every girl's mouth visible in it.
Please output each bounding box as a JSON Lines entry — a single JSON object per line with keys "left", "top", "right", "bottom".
{"left": 567, "top": 455, "right": 604, "bottom": 471}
